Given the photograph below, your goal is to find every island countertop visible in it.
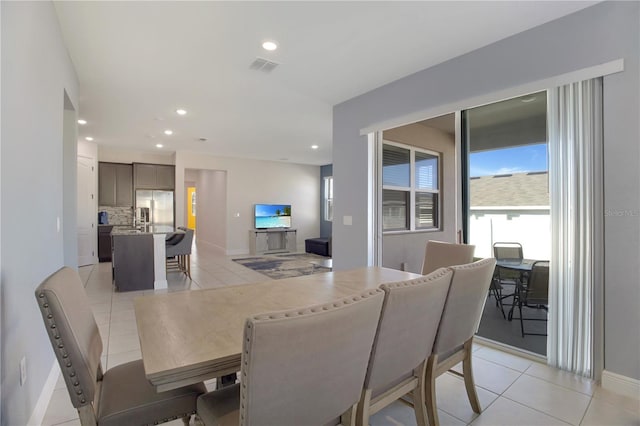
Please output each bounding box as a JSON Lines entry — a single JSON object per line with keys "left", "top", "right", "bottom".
{"left": 111, "top": 225, "right": 182, "bottom": 236}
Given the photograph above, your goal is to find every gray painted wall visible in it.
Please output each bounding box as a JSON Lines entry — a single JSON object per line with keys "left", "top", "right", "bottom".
{"left": 320, "top": 164, "right": 333, "bottom": 238}
{"left": 194, "top": 169, "right": 228, "bottom": 253}
{"left": 63, "top": 104, "right": 78, "bottom": 268}
{"left": 333, "top": 1, "right": 639, "bottom": 380}
{"left": 1, "top": 2, "right": 79, "bottom": 424}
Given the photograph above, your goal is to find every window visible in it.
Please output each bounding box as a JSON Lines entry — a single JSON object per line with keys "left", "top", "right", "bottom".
{"left": 324, "top": 176, "right": 333, "bottom": 221}
{"left": 382, "top": 142, "right": 440, "bottom": 231}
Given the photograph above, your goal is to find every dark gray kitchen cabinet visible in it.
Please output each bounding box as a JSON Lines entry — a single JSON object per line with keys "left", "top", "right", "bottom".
{"left": 134, "top": 163, "right": 175, "bottom": 189}
{"left": 155, "top": 165, "right": 175, "bottom": 189}
{"left": 98, "top": 225, "right": 113, "bottom": 262}
{"left": 99, "top": 162, "right": 133, "bottom": 207}
{"left": 112, "top": 233, "right": 155, "bottom": 291}
{"left": 98, "top": 163, "right": 116, "bottom": 206}
{"left": 134, "top": 163, "right": 157, "bottom": 188}
{"left": 115, "top": 164, "right": 133, "bottom": 206}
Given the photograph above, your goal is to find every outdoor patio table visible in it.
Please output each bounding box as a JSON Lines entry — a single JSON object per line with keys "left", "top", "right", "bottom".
{"left": 495, "top": 259, "right": 545, "bottom": 320}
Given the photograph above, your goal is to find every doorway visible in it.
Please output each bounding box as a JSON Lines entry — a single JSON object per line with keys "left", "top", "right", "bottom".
{"left": 184, "top": 168, "right": 227, "bottom": 254}
{"left": 187, "top": 186, "right": 196, "bottom": 230}
{"left": 463, "top": 91, "right": 549, "bottom": 356}
{"left": 77, "top": 155, "right": 96, "bottom": 266}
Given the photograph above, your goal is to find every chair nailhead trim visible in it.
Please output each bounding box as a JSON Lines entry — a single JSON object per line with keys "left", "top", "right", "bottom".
{"left": 38, "top": 291, "right": 88, "bottom": 407}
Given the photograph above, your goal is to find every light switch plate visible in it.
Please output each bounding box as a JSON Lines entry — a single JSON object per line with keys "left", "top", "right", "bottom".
{"left": 343, "top": 216, "right": 352, "bottom": 226}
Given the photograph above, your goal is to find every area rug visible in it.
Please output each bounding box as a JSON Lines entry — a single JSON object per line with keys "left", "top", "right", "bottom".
{"left": 233, "top": 253, "right": 331, "bottom": 280}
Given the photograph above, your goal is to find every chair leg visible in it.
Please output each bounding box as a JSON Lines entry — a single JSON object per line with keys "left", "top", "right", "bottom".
{"left": 425, "top": 354, "right": 439, "bottom": 426}
{"left": 518, "top": 289, "right": 525, "bottom": 337}
{"left": 355, "top": 389, "right": 371, "bottom": 426}
{"left": 341, "top": 403, "right": 357, "bottom": 426}
{"left": 462, "top": 339, "right": 481, "bottom": 414}
{"left": 77, "top": 405, "right": 98, "bottom": 426}
{"left": 186, "top": 254, "right": 191, "bottom": 279}
{"left": 413, "top": 360, "right": 429, "bottom": 426}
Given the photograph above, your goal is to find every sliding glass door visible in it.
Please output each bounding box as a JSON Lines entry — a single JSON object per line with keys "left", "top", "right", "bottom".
{"left": 463, "top": 91, "right": 550, "bottom": 356}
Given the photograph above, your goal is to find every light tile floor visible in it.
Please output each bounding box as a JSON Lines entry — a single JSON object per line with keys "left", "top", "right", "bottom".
{"left": 42, "top": 244, "right": 640, "bottom": 426}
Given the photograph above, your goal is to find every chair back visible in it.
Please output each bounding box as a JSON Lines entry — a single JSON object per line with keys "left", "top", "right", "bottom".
{"left": 526, "top": 261, "right": 549, "bottom": 305}
{"left": 35, "top": 267, "right": 102, "bottom": 408}
{"left": 165, "top": 231, "right": 185, "bottom": 245}
{"left": 364, "top": 268, "right": 452, "bottom": 394}
{"left": 166, "top": 228, "right": 194, "bottom": 257}
{"left": 493, "top": 242, "right": 523, "bottom": 262}
{"left": 432, "top": 258, "right": 497, "bottom": 357}
{"left": 240, "top": 290, "right": 384, "bottom": 426}
{"left": 422, "top": 240, "right": 475, "bottom": 275}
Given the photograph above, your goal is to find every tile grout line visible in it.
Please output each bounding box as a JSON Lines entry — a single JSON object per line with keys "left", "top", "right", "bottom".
{"left": 500, "top": 366, "right": 588, "bottom": 426}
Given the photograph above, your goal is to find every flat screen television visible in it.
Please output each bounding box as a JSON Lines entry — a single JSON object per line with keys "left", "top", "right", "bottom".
{"left": 254, "top": 204, "right": 291, "bottom": 229}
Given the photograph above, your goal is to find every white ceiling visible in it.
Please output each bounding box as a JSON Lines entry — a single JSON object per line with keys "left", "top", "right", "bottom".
{"left": 54, "top": 1, "right": 596, "bottom": 166}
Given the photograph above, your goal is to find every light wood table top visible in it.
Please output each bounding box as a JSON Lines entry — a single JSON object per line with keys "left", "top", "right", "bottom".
{"left": 134, "top": 266, "right": 420, "bottom": 391}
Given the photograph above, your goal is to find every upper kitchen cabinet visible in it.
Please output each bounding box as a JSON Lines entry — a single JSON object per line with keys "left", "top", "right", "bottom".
{"left": 134, "top": 163, "right": 175, "bottom": 190}
{"left": 99, "top": 162, "right": 133, "bottom": 207}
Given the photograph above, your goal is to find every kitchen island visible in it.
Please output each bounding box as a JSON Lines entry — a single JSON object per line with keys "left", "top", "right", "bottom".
{"left": 111, "top": 226, "right": 184, "bottom": 292}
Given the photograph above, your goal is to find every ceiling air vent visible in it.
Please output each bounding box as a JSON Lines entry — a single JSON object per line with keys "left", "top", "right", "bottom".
{"left": 249, "top": 57, "right": 279, "bottom": 73}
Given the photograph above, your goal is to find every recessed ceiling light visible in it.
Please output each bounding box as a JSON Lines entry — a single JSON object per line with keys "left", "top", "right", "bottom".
{"left": 262, "top": 40, "right": 278, "bottom": 51}
{"left": 77, "top": 119, "right": 87, "bottom": 125}
{"left": 156, "top": 144, "right": 163, "bottom": 148}
{"left": 85, "top": 136, "right": 94, "bottom": 141}
{"left": 176, "top": 109, "right": 187, "bottom": 116}
{"left": 311, "top": 145, "right": 319, "bottom": 150}
{"left": 164, "top": 129, "right": 173, "bottom": 135}
{"left": 520, "top": 96, "right": 536, "bottom": 103}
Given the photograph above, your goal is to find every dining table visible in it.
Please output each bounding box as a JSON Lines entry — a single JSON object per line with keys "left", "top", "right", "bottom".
{"left": 134, "top": 266, "right": 421, "bottom": 391}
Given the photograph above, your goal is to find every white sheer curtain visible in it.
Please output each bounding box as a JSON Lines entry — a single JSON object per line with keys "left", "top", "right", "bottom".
{"left": 547, "top": 78, "right": 603, "bottom": 378}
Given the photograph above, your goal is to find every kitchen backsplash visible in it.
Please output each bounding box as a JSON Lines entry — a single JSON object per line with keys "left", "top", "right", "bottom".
{"left": 99, "top": 206, "right": 133, "bottom": 225}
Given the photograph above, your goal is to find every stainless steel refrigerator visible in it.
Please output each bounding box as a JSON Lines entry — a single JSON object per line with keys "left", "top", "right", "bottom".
{"left": 135, "top": 190, "right": 174, "bottom": 231}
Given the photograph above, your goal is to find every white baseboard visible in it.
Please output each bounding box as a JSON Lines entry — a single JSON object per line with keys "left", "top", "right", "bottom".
{"left": 196, "top": 239, "right": 229, "bottom": 255}
{"left": 602, "top": 370, "right": 640, "bottom": 399}
{"left": 473, "top": 335, "right": 547, "bottom": 363}
{"left": 226, "top": 248, "right": 249, "bottom": 256}
{"left": 27, "top": 361, "right": 60, "bottom": 426}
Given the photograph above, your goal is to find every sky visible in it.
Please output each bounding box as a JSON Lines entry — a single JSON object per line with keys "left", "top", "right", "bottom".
{"left": 470, "top": 143, "right": 548, "bottom": 177}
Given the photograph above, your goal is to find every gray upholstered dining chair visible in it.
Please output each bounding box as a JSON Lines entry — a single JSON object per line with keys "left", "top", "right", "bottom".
{"left": 421, "top": 240, "right": 475, "bottom": 275}
{"left": 166, "top": 227, "right": 194, "bottom": 278}
{"left": 424, "top": 258, "right": 497, "bottom": 426}
{"left": 355, "top": 268, "right": 453, "bottom": 426}
{"left": 35, "top": 267, "right": 206, "bottom": 426}
{"left": 196, "top": 289, "right": 385, "bottom": 426}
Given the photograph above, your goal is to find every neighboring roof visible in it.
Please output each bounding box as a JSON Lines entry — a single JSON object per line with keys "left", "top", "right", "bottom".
{"left": 470, "top": 172, "right": 549, "bottom": 207}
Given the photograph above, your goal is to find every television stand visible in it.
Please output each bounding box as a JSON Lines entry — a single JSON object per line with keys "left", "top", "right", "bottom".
{"left": 249, "top": 229, "right": 297, "bottom": 255}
